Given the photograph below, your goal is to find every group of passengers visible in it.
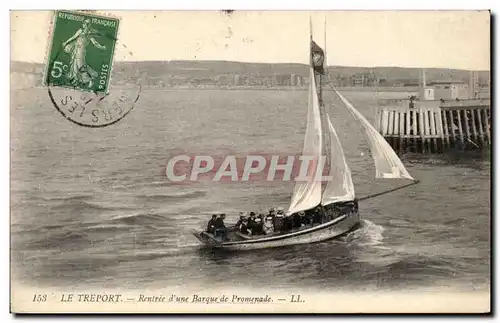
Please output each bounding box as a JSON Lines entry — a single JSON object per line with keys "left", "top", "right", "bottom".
{"left": 233, "top": 207, "right": 324, "bottom": 236}
{"left": 205, "top": 200, "right": 359, "bottom": 240}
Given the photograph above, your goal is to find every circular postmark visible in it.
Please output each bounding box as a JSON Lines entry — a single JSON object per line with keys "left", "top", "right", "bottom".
{"left": 47, "top": 84, "right": 140, "bottom": 128}
{"left": 45, "top": 10, "right": 140, "bottom": 128}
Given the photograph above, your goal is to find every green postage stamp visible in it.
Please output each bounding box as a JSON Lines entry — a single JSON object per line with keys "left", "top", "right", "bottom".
{"left": 44, "top": 10, "right": 119, "bottom": 94}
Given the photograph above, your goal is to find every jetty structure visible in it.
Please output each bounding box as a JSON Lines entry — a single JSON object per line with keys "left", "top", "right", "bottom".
{"left": 375, "top": 70, "right": 491, "bottom": 154}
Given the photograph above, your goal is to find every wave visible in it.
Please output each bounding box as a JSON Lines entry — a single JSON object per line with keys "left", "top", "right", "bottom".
{"left": 448, "top": 185, "right": 476, "bottom": 192}
{"left": 49, "top": 199, "right": 135, "bottom": 213}
{"left": 343, "top": 219, "right": 385, "bottom": 247}
{"left": 79, "top": 223, "right": 132, "bottom": 234}
{"left": 43, "top": 194, "right": 94, "bottom": 202}
{"left": 88, "top": 246, "right": 202, "bottom": 265}
{"left": 25, "top": 231, "right": 89, "bottom": 251}
{"left": 108, "top": 212, "right": 168, "bottom": 226}
{"left": 352, "top": 254, "right": 462, "bottom": 288}
{"left": 442, "top": 218, "right": 468, "bottom": 226}
{"left": 137, "top": 190, "right": 206, "bottom": 201}
{"left": 385, "top": 256, "right": 458, "bottom": 278}
{"left": 110, "top": 179, "right": 191, "bottom": 190}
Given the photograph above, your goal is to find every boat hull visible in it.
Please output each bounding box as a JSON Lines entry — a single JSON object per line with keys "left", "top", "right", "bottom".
{"left": 193, "top": 210, "right": 360, "bottom": 251}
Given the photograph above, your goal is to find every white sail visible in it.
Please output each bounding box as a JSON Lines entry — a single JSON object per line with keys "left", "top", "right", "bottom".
{"left": 334, "top": 89, "right": 414, "bottom": 180}
{"left": 287, "top": 66, "right": 323, "bottom": 215}
{"left": 321, "top": 113, "right": 356, "bottom": 205}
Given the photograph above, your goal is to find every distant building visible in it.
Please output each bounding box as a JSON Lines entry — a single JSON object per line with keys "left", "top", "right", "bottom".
{"left": 351, "top": 73, "right": 366, "bottom": 87}
{"left": 333, "top": 75, "right": 349, "bottom": 87}
{"left": 217, "top": 75, "right": 232, "bottom": 86}
{"left": 275, "top": 74, "right": 290, "bottom": 86}
{"left": 296, "top": 75, "right": 302, "bottom": 87}
{"left": 427, "top": 80, "right": 469, "bottom": 100}
{"left": 418, "top": 86, "right": 435, "bottom": 100}
{"left": 350, "top": 72, "right": 379, "bottom": 87}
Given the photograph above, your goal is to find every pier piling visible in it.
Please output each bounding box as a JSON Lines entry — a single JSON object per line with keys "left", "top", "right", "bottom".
{"left": 470, "top": 108, "right": 478, "bottom": 145}
{"left": 483, "top": 108, "right": 491, "bottom": 144}
{"left": 442, "top": 110, "right": 450, "bottom": 148}
{"left": 456, "top": 109, "right": 465, "bottom": 148}
{"left": 376, "top": 98, "right": 490, "bottom": 154}
{"left": 476, "top": 108, "right": 485, "bottom": 147}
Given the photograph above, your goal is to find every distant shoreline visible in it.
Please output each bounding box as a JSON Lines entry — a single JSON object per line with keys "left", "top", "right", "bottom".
{"left": 16, "top": 85, "right": 419, "bottom": 93}
{"left": 135, "top": 86, "right": 419, "bottom": 93}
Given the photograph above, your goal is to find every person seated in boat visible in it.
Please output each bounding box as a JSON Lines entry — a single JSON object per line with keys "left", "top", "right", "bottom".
{"left": 298, "top": 211, "right": 308, "bottom": 227}
{"left": 313, "top": 207, "right": 322, "bottom": 224}
{"left": 245, "top": 212, "right": 256, "bottom": 234}
{"left": 206, "top": 214, "right": 217, "bottom": 234}
{"left": 252, "top": 217, "right": 265, "bottom": 235}
{"left": 256, "top": 214, "right": 267, "bottom": 234}
{"left": 304, "top": 210, "right": 314, "bottom": 225}
{"left": 292, "top": 212, "right": 303, "bottom": 229}
{"left": 283, "top": 214, "right": 294, "bottom": 231}
{"left": 273, "top": 211, "right": 284, "bottom": 232}
{"left": 263, "top": 214, "right": 274, "bottom": 235}
{"left": 334, "top": 200, "right": 357, "bottom": 216}
{"left": 247, "top": 211, "right": 256, "bottom": 226}
{"left": 214, "top": 213, "right": 228, "bottom": 240}
{"left": 323, "top": 206, "right": 334, "bottom": 221}
{"left": 234, "top": 213, "right": 246, "bottom": 230}
{"left": 321, "top": 206, "right": 330, "bottom": 223}
{"left": 268, "top": 207, "right": 276, "bottom": 218}
{"left": 239, "top": 218, "right": 251, "bottom": 235}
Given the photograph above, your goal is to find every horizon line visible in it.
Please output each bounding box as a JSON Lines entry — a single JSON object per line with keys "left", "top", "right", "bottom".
{"left": 10, "top": 59, "right": 490, "bottom": 72}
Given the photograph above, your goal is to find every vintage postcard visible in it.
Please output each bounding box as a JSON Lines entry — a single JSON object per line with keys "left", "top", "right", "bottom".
{"left": 10, "top": 10, "right": 491, "bottom": 313}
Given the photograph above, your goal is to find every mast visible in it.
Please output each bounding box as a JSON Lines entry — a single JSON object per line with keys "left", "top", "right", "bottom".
{"left": 310, "top": 15, "right": 323, "bottom": 105}
{"left": 309, "top": 16, "right": 313, "bottom": 71}
{"left": 319, "top": 15, "right": 328, "bottom": 196}
{"left": 286, "top": 16, "right": 324, "bottom": 216}
{"left": 324, "top": 15, "right": 327, "bottom": 68}
{"left": 317, "top": 21, "right": 323, "bottom": 106}
{"left": 311, "top": 14, "right": 328, "bottom": 194}
{"left": 317, "top": 15, "right": 355, "bottom": 207}
{"left": 322, "top": 15, "right": 326, "bottom": 105}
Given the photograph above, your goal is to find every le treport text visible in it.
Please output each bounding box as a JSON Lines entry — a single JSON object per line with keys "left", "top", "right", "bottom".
{"left": 58, "top": 293, "right": 280, "bottom": 304}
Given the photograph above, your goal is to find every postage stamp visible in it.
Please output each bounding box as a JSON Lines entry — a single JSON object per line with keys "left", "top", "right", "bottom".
{"left": 44, "top": 10, "right": 119, "bottom": 94}
{"left": 41, "top": 10, "right": 140, "bottom": 128}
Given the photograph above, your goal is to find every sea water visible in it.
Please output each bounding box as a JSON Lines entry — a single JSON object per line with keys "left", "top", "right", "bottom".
{"left": 11, "top": 88, "right": 490, "bottom": 292}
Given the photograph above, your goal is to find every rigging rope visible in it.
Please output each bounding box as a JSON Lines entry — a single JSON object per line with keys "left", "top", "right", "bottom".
{"left": 358, "top": 179, "right": 420, "bottom": 202}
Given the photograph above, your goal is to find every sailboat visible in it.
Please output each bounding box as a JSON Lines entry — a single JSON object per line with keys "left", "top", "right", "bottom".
{"left": 193, "top": 23, "right": 417, "bottom": 251}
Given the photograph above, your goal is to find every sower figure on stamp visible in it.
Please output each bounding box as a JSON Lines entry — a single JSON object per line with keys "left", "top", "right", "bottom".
{"left": 62, "top": 19, "right": 107, "bottom": 88}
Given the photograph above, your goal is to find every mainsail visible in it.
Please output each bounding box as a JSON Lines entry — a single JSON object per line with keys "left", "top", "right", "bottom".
{"left": 286, "top": 66, "right": 323, "bottom": 215}
{"left": 321, "top": 113, "right": 356, "bottom": 206}
{"left": 333, "top": 89, "right": 414, "bottom": 180}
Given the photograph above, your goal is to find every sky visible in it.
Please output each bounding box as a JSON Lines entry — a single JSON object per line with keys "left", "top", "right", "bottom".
{"left": 10, "top": 10, "right": 491, "bottom": 70}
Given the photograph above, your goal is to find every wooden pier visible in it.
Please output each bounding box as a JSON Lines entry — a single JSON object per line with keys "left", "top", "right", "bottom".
{"left": 376, "top": 99, "right": 491, "bottom": 153}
